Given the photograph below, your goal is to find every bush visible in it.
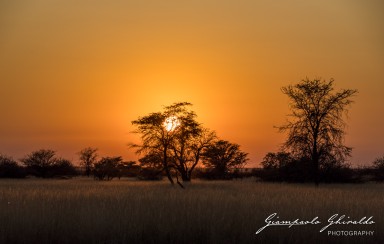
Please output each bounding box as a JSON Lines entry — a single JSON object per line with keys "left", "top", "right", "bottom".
{"left": 21, "top": 149, "right": 77, "bottom": 178}
{"left": 0, "top": 155, "right": 26, "bottom": 178}
{"left": 137, "top": 168, "right": 163, "bottom": 181}
{"left": 260, "top": 151, "right": 356, "bottom": 183}
{"left": 137, "top": 152, "right": 164, "bottom": 180}
{"left": 116, "top": 161, "right": 141, "bottom": 179}
{"left": 202, "top": 140, "right": 248, "bottom": 179}
{"left": 93, "top": 156, "right": 122, "bottom": 180}
{"left": 193, "top": 167, "right": 239, "bottom": 180}
{"left": 372, "top": 156, "right": 384, "bottom": 181}
{"left": 320, "top": 161, "right": 356, "bottom": 183}
{"left": 279, "top": 157, "right": 313, "bottom": 182}
{"left": 260, "top": 152, "right": 294, "bottom": 181}
{"left": 50, "top": 158, "right": 78, "bottom": 177}
{"left": 192, "top": 168, "right": 217, "bottom": 180}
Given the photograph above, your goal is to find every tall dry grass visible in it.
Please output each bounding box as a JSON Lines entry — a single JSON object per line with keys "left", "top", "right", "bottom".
{"left": 0, "top": 178, "right": 383, "bottom": 243}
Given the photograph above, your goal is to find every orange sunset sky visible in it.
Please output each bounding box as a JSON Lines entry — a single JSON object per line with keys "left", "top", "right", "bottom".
{"left": 1, "top": 0, "right": 383, "bottom": 167}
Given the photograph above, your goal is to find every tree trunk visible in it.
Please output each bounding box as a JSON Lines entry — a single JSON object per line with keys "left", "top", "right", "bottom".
{"left": 313, "top": 130, "right": 320, "bottom": 187}
{"left": 165, "top": 167, "right": 174, "bottom": 184}
{"left": 312, "top": 142, "right": 319, "bottom": 186}
{"left": 177, "top": 163, "right": 190, "bottom": 182}
{"left": 163, "top": 147, "right": 174, "bottom": 185}
{"left": 181, "top": 172, "right": 191, "bottom": 182}
{"left": 313, "top": 154, "right": 319, "bottom": 187}
{"left": 174, "top": 171, "right": 185, "bottom": 189}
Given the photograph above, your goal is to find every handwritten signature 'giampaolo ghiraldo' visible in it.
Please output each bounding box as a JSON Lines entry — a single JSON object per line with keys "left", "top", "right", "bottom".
{"left": 255, "top": 213, "right": 375, "bottom": 234}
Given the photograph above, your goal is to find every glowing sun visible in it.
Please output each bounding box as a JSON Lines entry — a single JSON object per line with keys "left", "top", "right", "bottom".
{"left": 163, "top": 116, "right": 180, "bottom": 132}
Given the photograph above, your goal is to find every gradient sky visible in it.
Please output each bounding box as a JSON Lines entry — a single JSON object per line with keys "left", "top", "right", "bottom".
{"left": 1, "top": 0, "right": 383, "bottom": 167}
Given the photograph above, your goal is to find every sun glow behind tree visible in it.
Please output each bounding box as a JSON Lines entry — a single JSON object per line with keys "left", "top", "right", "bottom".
{"left": 163, "top": 116, "right": 180, "bottom": 132}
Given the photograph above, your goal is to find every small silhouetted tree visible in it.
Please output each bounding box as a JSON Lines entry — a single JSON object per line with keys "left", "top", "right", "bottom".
{"left": 278, "top": 78, "right": 357, "bottom": 185}
{"left": 21, "top": 149, "right": 57, "bottom": 178}
{"left": 93, "top": 156, "right": 122, "bottom": 180}
{"left": 202, "top": 140, "right": 248, "bottom": 179}
{"left": 21, "top": 149, "right": 76, "bottom": 178}
{"left": 261, "top": 152, "right": 294, "bottom": 181}
{"left": 79, "top": 147, "right": 98, "bottom": 177}
{"left": 0, "top": 154, "right": 26, "bottom": 178}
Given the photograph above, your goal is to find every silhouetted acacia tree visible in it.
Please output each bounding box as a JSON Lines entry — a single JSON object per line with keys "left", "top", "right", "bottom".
{"left": 131, "top": 102, "right": 215, "bottom": 187}
{"left": 21, "top": 149, "right": 57, "bottom": 178}
{"left": 202, "top": 140, "right": 248, "bottom": 179}
{"left": 21, "top": 149, "right": 76, "bottom": 178}
{"left": 78, "top": 147, "right": 98, "bottom": 177}
{"left": 0, "top": 154, "right": 26, "bottom": 178}
{"left": 93, "top": 156, "right": 122, "bottom": 180}
{"left": 278, "top": 78, "right": 357, "bottom": 185}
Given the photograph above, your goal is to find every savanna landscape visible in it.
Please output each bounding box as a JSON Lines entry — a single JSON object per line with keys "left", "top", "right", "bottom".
{"left": 1, "top": 1, "right": 384, "bottom": 243}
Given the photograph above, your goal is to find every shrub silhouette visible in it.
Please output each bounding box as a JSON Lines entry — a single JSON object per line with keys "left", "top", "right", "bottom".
{"left": 21, "top": 149, "right": 77, "bottom": 178}
{"left": 261, "top": 151, "right": 355, "bottom": 183}
{"left": 0, "top": 154, "right": 26, "bottom": 178}
{"left": 373, "top": 156, "right": 384, "bottom": 181}
{"left": 93, "top": 156, "right": 122, "bottom": 180}
{"left": 116, "top": 161, "right": 141, "bottom": 179}
{"left": 202, "top": 140, "right": 248, "bottom": 179}
{"left": 137, "top": 152, "right": 164, "bottom": 180}
{"left": 51, "top": 158, "right": 78, "bottom": 177}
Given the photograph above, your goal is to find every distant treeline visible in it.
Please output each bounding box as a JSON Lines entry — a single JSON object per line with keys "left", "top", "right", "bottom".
{"left": 0, "top": 149, "right": 383, "bottom": 183}
{"left": 255, "top": 152, "right": 384, "bottom": 183}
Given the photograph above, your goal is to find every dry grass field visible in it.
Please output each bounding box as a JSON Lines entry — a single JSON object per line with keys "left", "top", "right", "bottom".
{"left": 0, "top": 178, "right": 383, "bottom": 244}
